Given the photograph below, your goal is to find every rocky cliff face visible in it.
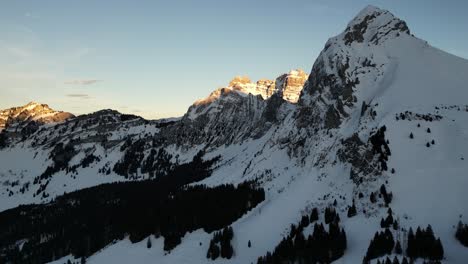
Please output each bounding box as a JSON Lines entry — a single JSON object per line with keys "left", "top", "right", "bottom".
{"left": 274, "top": 69, "right": 308, "bottom": 103}
{"left": 209, "top": 69, "right": 308, "bottom": 105}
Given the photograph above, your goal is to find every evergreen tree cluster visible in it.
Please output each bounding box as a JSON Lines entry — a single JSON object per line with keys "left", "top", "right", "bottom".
{"left": 380, "top": 184, "right": 393, "bottom": 206}
{"left": 206, "top": 226, "right": 234, "bottom": 260}
{"left": 310, "top": 207, "right": 319, "bottom": 223}
{"left": 364, "top": 228, "right": 395, "bottom": 261}
{"left": 456, "top": 221, "right": 468, "bottom": 247}
{"left": 380, "top": 208, "right": 397, "bottom": 229}
{"left": 35, "top": 143, "right": 76, "bottom": 184}
{"left": 407, "top": 225, "right": 444, "bottom": 260}
{"left": 80, "top": 154, "right": 101, "bottom": 168}
{"left": 141, "top": 148, "right": 175, "bottom": 178}
{"left": 0, "top": 154, "right": 265, "bottom": 263}
{"left": 0, "top": 131, "right": 7, "bottom": 148}
{"left": 324, "top": 206, "right": 340, "bottom": 224}
{"left": 369, "top": 126, "right": 391, "bottom": 171}
{"left": 113, "top": 138, "right": 146, "bottom": 177}
{"left": 375, "top": 256, "right": 410, "bottom": 264}
{"left": 257, "top": 207, "right": 346, "bottom": 264}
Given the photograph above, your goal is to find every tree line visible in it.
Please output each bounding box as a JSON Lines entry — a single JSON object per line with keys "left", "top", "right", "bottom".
{"left": 257, "top": 206, "right": 346, "bottom": 264}
{"left": 0, "top": 152, "right": 265, "bottom": 263}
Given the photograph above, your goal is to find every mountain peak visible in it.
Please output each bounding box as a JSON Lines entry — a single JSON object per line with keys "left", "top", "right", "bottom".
{"left": 0, "top": 102, "right": 74, "bottom": 132}
{"left": 343, "top": 5, "right": 410, "bottom": 45}
{"left": 25, "top": 101, "right": 40, "bottom": 106}
{"left": 353, "top": 5, "right": 382, "bottom": 18}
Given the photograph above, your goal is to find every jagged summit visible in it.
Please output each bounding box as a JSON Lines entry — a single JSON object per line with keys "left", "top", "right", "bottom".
{"left": 191, "top": 69, "right": 307, "bottom": 110}
{"left": 298, "top": 4, "right": 461, "bottom": 130}
{"left": 343, "top": 5, "right": 410, "bottom": 45}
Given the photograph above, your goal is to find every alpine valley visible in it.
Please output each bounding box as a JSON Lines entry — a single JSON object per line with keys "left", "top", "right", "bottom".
{"left": 1, "top": 5, "right": 468, "bottom": 264}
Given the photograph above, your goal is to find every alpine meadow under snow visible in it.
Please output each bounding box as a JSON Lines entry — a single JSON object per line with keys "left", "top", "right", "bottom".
{"left": 1, "top": 5, "right": 468, "bottom": 264}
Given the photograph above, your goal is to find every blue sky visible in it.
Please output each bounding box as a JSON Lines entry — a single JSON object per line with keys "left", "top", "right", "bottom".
{"left": 1, "top": 0, "right": 467, "bottom": 119}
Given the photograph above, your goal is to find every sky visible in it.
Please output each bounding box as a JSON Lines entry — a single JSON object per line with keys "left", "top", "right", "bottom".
{"left": 1, "top": 0, "right": 467, "bottom": 119}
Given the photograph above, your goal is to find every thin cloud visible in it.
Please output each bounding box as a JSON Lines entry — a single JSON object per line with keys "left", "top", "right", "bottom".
{"left": 24, "top": 12, "right": 39, "bottom": 18}
{"left": 64, "top": 79, "right": 102, "bottom": 85}
{"left": 66, "top": 94, "right": 91, "bottom": 99}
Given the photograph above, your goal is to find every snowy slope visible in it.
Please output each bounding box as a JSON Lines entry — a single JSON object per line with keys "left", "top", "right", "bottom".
{"left": 1, "top": 5, "right": 468, "bottom": 264}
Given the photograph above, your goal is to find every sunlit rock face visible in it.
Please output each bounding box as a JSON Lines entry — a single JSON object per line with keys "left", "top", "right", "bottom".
{"left": 274, "top": 69, "right": 308, "bottom": 103}
{"left": 0, "top": 102, "right": 74, "bottom": 132}
{"left": 196, "top": 69, "right": 308, "bottom": 109}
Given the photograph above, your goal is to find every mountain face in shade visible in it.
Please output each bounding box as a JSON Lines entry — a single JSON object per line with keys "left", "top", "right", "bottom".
{"left": 1, "top": 5, "right": 468, "bottom": 264}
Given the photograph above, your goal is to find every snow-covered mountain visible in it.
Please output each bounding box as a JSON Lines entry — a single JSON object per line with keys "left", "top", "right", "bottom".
{"left": 0, "top": 102, "right": 74, "bottom": 133}
{"left": 1, "top": 5, "right": 468, "bottom": 264}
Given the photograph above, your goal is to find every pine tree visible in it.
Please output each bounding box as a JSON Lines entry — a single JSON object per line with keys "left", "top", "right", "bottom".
{"left": 409, "top": 132, "right": 414, "bottom": 139}
{"left": 427, "top": 128, "right": 431, "bottom": 133}
{"left": 433, "top": 238, "right": 444, "bottom": 260}
{"left": 380, "top": 185, "right": 387, "bottom": 196}
{"left": 310, "top": 207, "right": 319, "bottom": 223}
{"left": 395, "top": 240, "right": 402, "bottom": 254}
{"left": 401, "top": 257, "right": 409, "bottom": 264}
{"left": 381, "top": 218, "right": 386, "bottom": 228}
{"left": 385, "top": 256, "right": 392, "bottom": 264}
{"left": 370, "top": 192, "right": 376, "bottom": 203}
{"left": 224, "top": 243, "right": 234, "bottom": 259}
{"left": 456, "top": 221, "right": 468, "bottom": 247}
{"left": 393, "top": 256, "right": 400, "bottom": 264}
{"left": 248, "top": 240, "right": 251, "bottom": 248}
{"left": 207, "top": 239, "right": 220, "bottom": 260}
{"left": 426, "top": 142, "right": 430, "bottom": 147}
{"left": 300, "top": 215, "right": 310, "bottom": 228}
{"left": 407, "top": 228, "right": 415, "bottom": 258}
{"left": 431, "top": 139, "right": 435, "bottom": 145}
{"left": 147, "top": 236, "right": 152, "bottom": 249}
{"left": 347, "top": 201, "right": 357, "bottom": 218}
{"left": 211, "top": 243, "right": 220, "bottom": 260}
{"left": 325, "top": 207, "right": 337, "bottom": 224}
